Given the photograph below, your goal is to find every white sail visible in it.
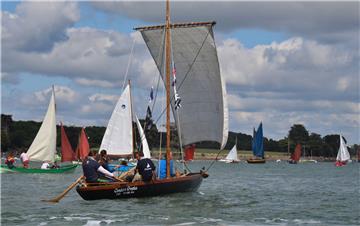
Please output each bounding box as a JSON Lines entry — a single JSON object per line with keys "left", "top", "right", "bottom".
{"left": 137, "top": 22, "right": 228, "bottom": 148}
{"left": 135, "top": 115, "right": 151, "bottom": 159}
{"left": 26, "top": 89, "right": 57, "bottom": 162}
{"left": 225, "top": 145, "right": 239, "bottom": 162}
{"left": 100, "top": 85, "right": 133, "bottom": 156}
{"left": 336, "top": 135, "right": 350, "bottom": 162}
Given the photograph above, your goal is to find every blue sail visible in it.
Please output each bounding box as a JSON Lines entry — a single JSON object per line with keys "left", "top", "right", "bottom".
{"left": 252, "top": 123, "right": 264, "bottom": 158}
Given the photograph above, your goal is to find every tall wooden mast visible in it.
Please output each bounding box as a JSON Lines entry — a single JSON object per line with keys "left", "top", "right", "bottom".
{"left": 165, "top": 0, "right": 171, "bottom": 178}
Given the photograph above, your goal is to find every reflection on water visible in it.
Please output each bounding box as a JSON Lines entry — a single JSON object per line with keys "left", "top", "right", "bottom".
{"left": 1, "top": 161, "right": 359, "bottom": 225}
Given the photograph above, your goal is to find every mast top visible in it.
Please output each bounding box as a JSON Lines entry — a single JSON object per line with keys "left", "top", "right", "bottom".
{"left": 134, "top": 21, "right": 216, "bottom": 31}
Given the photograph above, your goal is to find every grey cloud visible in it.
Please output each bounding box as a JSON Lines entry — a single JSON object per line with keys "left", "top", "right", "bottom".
{"left": 92, "top": 1, "right": 359, "bottom": 44}
{"left": 2, "top": 2, "right": 79, "bottom": 53}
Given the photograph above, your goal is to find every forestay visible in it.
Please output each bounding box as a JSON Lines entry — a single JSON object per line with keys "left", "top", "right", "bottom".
{"left": 27, "top": 89, "right": 57, "bottom": 162}
{"left": 336, "top": 135, "right": 350, "bottom": 162}
{"left": 138, "top": 22, "right": 228, "bottom": 149}
{"left": 100, "top": 85, "right": 133, "bottom": 156}
{"left": 135, "top": 115, "right": 151, "bottom": 159}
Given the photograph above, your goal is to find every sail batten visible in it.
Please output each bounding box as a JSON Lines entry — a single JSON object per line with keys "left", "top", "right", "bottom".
{"left": 100, "top": 85, "right": 133, "bottom": 156}
{"left": 139, "top": 22, "right": 228, "bottom": 147}
{"left": 26, "top": 89, "right": 57, "bottom": 163}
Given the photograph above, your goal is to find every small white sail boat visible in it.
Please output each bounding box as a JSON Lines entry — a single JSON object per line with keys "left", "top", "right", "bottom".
{"left": 335, "top": 134, "right": 350, "bottom": 166}
{"left": 219, "top": 144, "right": 240, "bottom": 163}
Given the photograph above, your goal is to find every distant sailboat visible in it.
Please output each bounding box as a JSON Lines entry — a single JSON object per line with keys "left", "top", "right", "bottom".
{"left": 247, "top": 122, "right": 265, "bottom": 163}
{"left": 75, "top": 127, "right": 90, "bottom": 161}
{"left": 219, "top": 144, "right": 240, "bottom": 163}
{"left": 1, "top": 87, "right": 77, "bottom": 173}
{"left": 335, "top": 134, "right": 350, "bottom": 167}
{"left": 60, "top": 123, "right": 75, "bottom": 162}
{"left": 299, "top": 147, "right": 317, "bottom": 163}
{"left": 289, "top": 143, "right": 302, "bottom": 164}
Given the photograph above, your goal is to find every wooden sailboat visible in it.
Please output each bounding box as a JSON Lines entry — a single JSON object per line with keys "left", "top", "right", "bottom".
{"left": 247, "top": 122, "right": 265, "bottom": 163}
{"left": 288, "top": 143, "right": 302, "bottom": 164}
{"left": 76, "top": 0, "right": 228, "bottom": 200}
{"left": 335, "top": 134, "right": 350, "bottom": 166}
{"left": 1, "top": 87, "right": 77, "bottom": 173}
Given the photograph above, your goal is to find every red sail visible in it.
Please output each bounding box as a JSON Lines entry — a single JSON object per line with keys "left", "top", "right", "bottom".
{"left": 184, "top": 144, "right": 195, "bottom": 161}
{"left": 75, "top": 128, "right": 90, "bottom": 160}
{"left": 291, "top": 144, "right": 302, "bottom": 162}
{"left": 61, "top": 123, "right": 75, "bottom": 162}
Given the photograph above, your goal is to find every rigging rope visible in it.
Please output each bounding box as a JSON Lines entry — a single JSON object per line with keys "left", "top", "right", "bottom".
{"left": 122, "top": 38, "right": 136, "bottom": 90}
{"left": 204, "top": 148, "right": 225, "bottom": 172}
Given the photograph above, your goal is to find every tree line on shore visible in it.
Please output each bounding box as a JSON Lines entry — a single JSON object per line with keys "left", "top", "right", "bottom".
{"left": 1, "top": 114, "right": 358, "bottom": 158}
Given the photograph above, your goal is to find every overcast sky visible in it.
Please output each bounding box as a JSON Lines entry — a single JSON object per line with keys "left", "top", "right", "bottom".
{"left": 1, "top": 1, "right": 359, "bottom": 145}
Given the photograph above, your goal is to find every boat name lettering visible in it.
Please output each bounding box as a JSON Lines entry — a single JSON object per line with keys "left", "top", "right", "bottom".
{"left": 114, "top": 186, "right": 138, "bottom": 195}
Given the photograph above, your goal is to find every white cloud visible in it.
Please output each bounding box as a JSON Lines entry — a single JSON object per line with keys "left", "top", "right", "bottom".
{"left": 88, "top": 93, "right": 119, "bottom": 103}
{"left": 75, "top": 78, "right": 119, "bottom": 88}
{"left": 218, "top": 37, "right": 358, "bottom": 102}
{"left": 32, "top": 86, "right": 78, "bottom": 103}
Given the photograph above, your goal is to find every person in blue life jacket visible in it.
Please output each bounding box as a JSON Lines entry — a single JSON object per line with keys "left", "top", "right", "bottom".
{"left": 82, "top": 150, "right": 116, "bottom": 183}
{"left": 132, "top": 151, "right": 156, "bottom": 182}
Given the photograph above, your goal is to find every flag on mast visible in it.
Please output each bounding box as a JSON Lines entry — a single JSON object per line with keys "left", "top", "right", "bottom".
{"left": 172, "top": 63, "right": 181, "bottom": 110}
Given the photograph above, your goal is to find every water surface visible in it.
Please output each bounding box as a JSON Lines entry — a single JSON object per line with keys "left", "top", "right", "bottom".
{"left": 1, "top": 161, "right": 359, "bottom": 225}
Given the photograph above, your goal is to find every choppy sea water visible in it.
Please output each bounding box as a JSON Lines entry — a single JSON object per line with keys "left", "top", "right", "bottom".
{"left": 1, "top": 161, "right": 359, "bottom": 225}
